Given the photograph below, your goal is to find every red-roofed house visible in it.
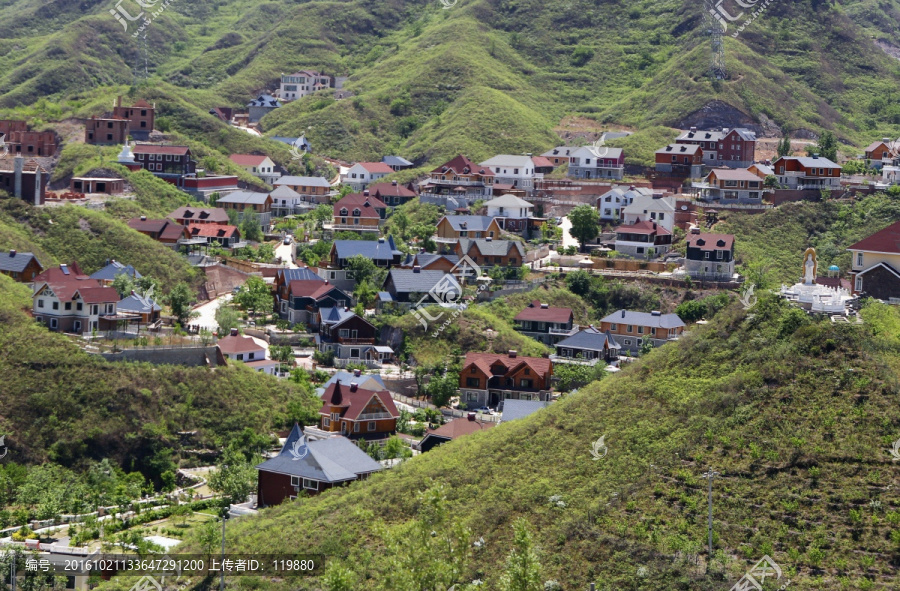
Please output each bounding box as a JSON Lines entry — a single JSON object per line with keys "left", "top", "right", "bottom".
{"left": 368, "top": 181, "right": 417, "bottom": 207}
{"left": 422, "top": 155, "right": 495, "bottom": 201}
{"left": 229, "top": 154, "right": 279, "bottom": 184}
{"left": 684, "top": 229, "right": 736, "bottom": 281}
{"left": 185, "top": 224, "right": 241, "bottom": 247}
{"left": 319, "top": 380, "right": 399, "bottom": 441}
{"left": 419, "top": 414, "right": 495, "bottom": 452}
{"left": 531, "top": 156, "right": 555, "bottom": 175}
{"left": 342, "top": 162, "right": 394, "bottom": 191}
{"left": 864, "top": 138, "right": 894, "bottom": 169}
{"left": 32, "top": 264, "right": 122, "bottom": 333}
{"left": 459, "top": 350, "right": 554, "bottom": 410}
{"left": 169, "top": 206, "right": 230, "bottom": 226}
{"left": 331, "top": 191, "right": 387, "bottom": 234}
{"left": 132, "top": 144, "right": 197, "bottom": 187}
{"left": 614, "top": 219, "right": 672, "bottom": 259}
{"left": 848, "top": 220, "right": 900, "bottom": 299}
{"left": 128, "top": 216, "right": 185, "bottom": 247}
{"left": 216, "top": 328, "right": 278, "bottom": 374}
{"left": 655, "top": 144, "right": 704, "bottom": 177}
{"left": 284, "top": 279, "right": 351, "bottom": 325}
{"left": 514, "top": 300, "right": 577, "bottom": 345}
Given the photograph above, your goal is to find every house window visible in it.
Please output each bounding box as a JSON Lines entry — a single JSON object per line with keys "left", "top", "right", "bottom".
{"left": 855, "top": 276, "right": 863, "bottom": 291}
{"left": 303, "top": 479, "right": 318, "bottom": 490}
{"left": 339, "top": 329, "right": 350, "bottom": 338}
{"left": 626, "top": 325, "right": 633, "bottom": 333}
{"left": 470, "top": 367, "right": 477, "bottom": 373}
{"left": 323, "top": 417, "right": 330, "bottom": 427}
{"left": 716, "top": 250, "right": 723, "bottom": 260}
{"left": 65, "top": 302, "right": 71, "bottom": 310}
{"left": 350, "top": 348, "right": 360, "bottom": 358}
{"left": 76, "top": 302, "right": 82, "bottom": 311}
{"left": 237, "top": 354, "right": 244, "bottom": 361}
{"left": 354, "top": 422, "right": 360, "bottom": 432}
{"left": 38, "top": 300, "right": 44, "bottom": 308}
{"left": 52, "top": 302, "right": 59, "bottom": 310}
{"left": 520, "top": 379, "right": 533, "bottom": 388}
{"left": 704, "top": 251, "right": 710, "bottom": 259}
{"left": 91, "top": 305, "right": 98, "bottom": 315}
{"left": 856, "top": 253, "right": 863, "bottom": 267}
{"left": 331, "top": 412, "right": 340, "bottom": 422}
{"left": 466, "top": 377, "right": 479, "bottom": 387}
{"left": 623, "top": 338, "right": 631, "bottom": 345}
{"left": 467, "top": 391, "right": 478, "bottom": 401}
{"left": 50, "top": 318, "right": 58, "bottom": 329}
{"left": 610, "top": 323, "right": 617, "bottom": 330}
{"left": 368, "top": 421, "right": 376, "bottom": 431}
{"left": 249, "top": 352, "right": 255, "bottom": 360}
{"left": 291, "top": 475, "right": 300, "bottom": 487}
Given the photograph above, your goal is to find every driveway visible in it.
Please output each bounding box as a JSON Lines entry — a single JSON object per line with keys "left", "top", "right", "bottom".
{"left": 193, "top": 294, "right": 232, "bottom": 333}
{"left": 558, "top": 216, "right": 580, "bottom": 251}
{"left": 274, "top": 240, "right": 297, "bottom": 269}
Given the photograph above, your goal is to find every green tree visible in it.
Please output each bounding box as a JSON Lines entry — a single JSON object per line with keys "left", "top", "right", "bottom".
{"left": 808, "top": 131, "right": 838, "bottom": 162}
{"left": 166, "top": 282, "right": 197, "bottom": 328}
{"left": 269, "top": 345, "right": 294, "bottom": 369}
{"left": 393, "top": 210, "right": 410, "bottom": 238}
{"left": 554, "top": 363, "right": 605, "bottom": 391}
{"left": 240, "top": 212, "right": 263, "bottom": 242}
{"left": 111, "top": 273, "right": 135, "bottom": 297}
{"left": 354, "top": 280, "right": 378, "bottom": 308}
{"left": 675, "top": 299, "right": 707, "bottom": 322}
{"left": 208, "top": 447, "right": 257, "bottom": 506}
{"left": 426, "top": 370, "right": 459, "bottom": 408}
{"left": 233, "top": 276, "right": 274, "bottom": 317}
{"left": 196, "top": 519, "right": 220, "bottom": 561}
{"left": 568, "top": 205, "right": 600, "bottom": 253}
{"left": 215, "top": 304, "right": 241, "bottom": 335}
{"left": 763, "top": 174, "right": 778, "bottom": 188}
{"left": 499, "top": 518, "right": 542, "bottom": 591}
{"left": 565, "top": 269, "right": 593, "bottom": 297}
{"left": 346, "top": 255, "right": 380, "bottom": 285}
{"left": 776, "top": 134, "right": 792, "bottom": 158}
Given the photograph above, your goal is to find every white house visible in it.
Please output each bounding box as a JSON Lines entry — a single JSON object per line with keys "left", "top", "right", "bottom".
{"left": 342, "top": 162, "right": 394, "bottom": 191}
{"left": 484, "top": 194, "right": 534, "bottom": 232}
{"left": 279, "top": 71, "right": 333, "bottom": 101}
{"left": 229, "top": 154, "right": 280, "bottom": 185}
{"left": 621, "top": 193, "right": 676, "bottom": 233}
{"left": 596, "top": 186, "right": 653, "bottom": 222}
{"left": 479, "top": 155, "right": 540, "bottom": 191}
{"left": 567, "top": 146, "right": 625, "bottom": 180}
{"left": 216, "top": 329, "right": 279, "bottom": 375}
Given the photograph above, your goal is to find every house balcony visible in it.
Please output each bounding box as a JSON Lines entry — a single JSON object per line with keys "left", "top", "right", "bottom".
{"left": 549, "top": 354, "right": 604, "bottom": 366}
{"left": 434, "top": 235, "right": 461, "bottom": 244}
{"left": 357, "top": 411, "right": 393, "bottom": 420}
{"left": 429, "top": 178, "right": 486, "bottom": 187}
{"left": 327, "top": 223, "right": 383, "bottom": 232}
{"left": 335, "top": 338, "right": 376, "bottom": 345}
{"left": 548, "top": 324, "right": 580, "bottom": 336}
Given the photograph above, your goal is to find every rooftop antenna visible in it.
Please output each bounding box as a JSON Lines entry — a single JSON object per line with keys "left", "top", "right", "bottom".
{"left": 703, "top": 0, "right": 727, "bottom": 81}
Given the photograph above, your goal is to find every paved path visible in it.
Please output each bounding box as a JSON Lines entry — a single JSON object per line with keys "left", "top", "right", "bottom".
{"left": 558, "top": 216, "right": 580, "bottom": 250}
{"left": 274, "top": 240, "right": 297, "bottom": 269}
{"left": 193, "top": 294, "right": 232, "bottom": 333}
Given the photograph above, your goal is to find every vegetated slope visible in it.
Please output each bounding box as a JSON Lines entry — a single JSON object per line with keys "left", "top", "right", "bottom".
{"left": 2, "top": 0, "right": 900, "bottom": 166}
{"left": 0, "top": 197, "right": 199, "bottom": 288}
{"left": 718, "top": 193, "right": 900, "bottom": 285}
{"left": 171, "top": 295, "right": 900, "bottom": 591}
{"left": 0, "top": 274, "right": 321, "bottom": 481}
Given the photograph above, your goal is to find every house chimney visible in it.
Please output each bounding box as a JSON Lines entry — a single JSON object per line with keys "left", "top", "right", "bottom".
{"left": 13, "top": 156, "right": 23, "bottom": 199}
{"left": 413, "top": 266, "right": 421, "bottom": 273}
{"left": 9, "top": 249, "right": 15, "bottom": 257}
{"left": 540, "top": 303, "right": 549, "bottom": 309}
{"left": 468, "top": 412, "right": 476, "bottom": 421}
{"left": 391, "top": 180, "right": 397, "bottom": 186}
{"left": 117, "top": 95, "right": 122, "bottom": 107}
{"left": 690, "top": 227, "right": 700, "bottom": 234}
{"left": 350, "top": 382, "right": 358, "bottom": 392}
{"left": 353, "top": 368, "right": 361, "bottom": 377}
{"left": 140, "top": 215, "right": 147, "bottom": 221}
{"left": 230, "top": 328, "right": 239, "bottom": 336}
{"left": 378, "top": 237, "right": 385, "bottom": 243}
{"left": 508, "top": 350, "right": 517, "bottom": 358}
{"left": 651, "top": 310, "right": 661, "bottom": 316}
{"left": 812, "top": 153, "right": 819, "bottom": 159}
{"left": 485, "top": 236, "right": 492, "bottom": 242}
{"left": 621, "top": 310, "right": 626, "bottom": 318}
{"left": 363, "top": 190, "right": 370, "bottom": 196}
{"left": 689, "top": 127, "right": 697, "bottom": 132}
{"left": 883, "top": 137, "right": 890, "bottom": 143}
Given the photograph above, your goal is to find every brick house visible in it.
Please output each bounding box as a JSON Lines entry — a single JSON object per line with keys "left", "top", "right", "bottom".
{"left": 112, "top": 97, "right": 155, "bottom": 140}
{"left": 676, "top": 127, "right": 756, "bottom": 168}
{"left": 84, "top": 117, "right": 129, "bottom": 145}
{"left": 255, "top": 424, "right": 381, "bottom": 506}
{"left": 368, "top": 181, "right": 417, "bottom": 207}
{"left": 0, "top": 250, "right": 43, "bottom": 282}
{"left": 185, "top": 224, "right": 241, "bottom": 247}
{"left": 127, "top": 216, "right": 185, "bottom": 247}
{"left": 864, "top": 138, "right": 893, "bottom": 167}
{"left": 331, "top": 192, "right": 387, "bottom": 234}
{"left": 318, "top": 380, "right": 400, "bottom": 440}
{"left": 132, "top": 145, "right": 197, "bottom": 187}
{"left": 848, "top": 220, "right": 900, "bottom": 299}
{"left": 772, "top": 155, "right": 842, "bottom": 189}
{"left": 421, "top": 155, "right": 495, "bottom": 201}
{"left": 459, "top": 350, "right": 553, "bottom": 410}
{"left": 0, "top": 157, "right": 48, "bottom": 205}
{"left": 282, "top": 279, "right": 350, "bottom": 326}
{"left": 317, "top": 307, "right": 393, "bottom": 366}
{"left": 655, "top": 144, "right": 704, "bottom": 177}
{"left": 454, "top": 238, "right": 525, "bottom": 269}
{"left": 273, "top": 267, "right": 324, "bottom": 317}
{"left": 514, "top": 300, "right": 577, "bottom": 345}
{"left": 599, "top": 310, "right": 685, "bottom": 354}
{"left": 684, "top": 230, "right": 736, "bottom": 281}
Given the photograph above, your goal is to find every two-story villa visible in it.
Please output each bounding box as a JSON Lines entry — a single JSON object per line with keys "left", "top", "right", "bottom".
{"left": 599, "top": 310, "right": 685, "bottom": 354}
{"left": 848, "top": 220, "right": 900, "bottom": 300}
{"left": 331, "top": 192, "right": 387, "bottom": 235}
{"left": 683, "top": 230, "right": 736, "bottom": 281}
{"left": 229, "top": 154, "right": 280, "bottom": 185}
{"left": 132, "top": 145, "right": 197, "bottom": 188}
{"left": 514, "top": 300, "right": 577, "bottom": 345}
{"left": 567, "top": 146, "right": 625, "bottom": 180}
{"left": 421, "top": 155, "right": 495, "bottom": 202}
{"left": 614, "top": 220, "right": 672, "bottom": 258}
{"left": 676, "top": 127, "right": 756, "bottom": 167}
{"left": 773, "top": 155, "right": 842, "bottom": 190}
{"left": 459, "top": 351, "right": 553, "bottom": 410}
{"left": 32, "top": 264, "right": 120, "bottom": 334}
{"left": 317, "top": 307, "right": 393, "bottom": 367}
{"left": 695, "top": 168, "right": 765, "bottom": 204}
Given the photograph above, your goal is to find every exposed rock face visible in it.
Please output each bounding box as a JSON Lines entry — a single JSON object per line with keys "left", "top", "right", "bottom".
{"left": 674, "top": 100, "right": 765, "bottom": 136}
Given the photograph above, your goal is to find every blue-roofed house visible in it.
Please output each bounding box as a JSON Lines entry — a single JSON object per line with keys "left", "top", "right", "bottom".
{"left": 381, "top": 268, "right": 453, "bottom": 304}
{"left": 255, "top": 424, "right": 382, "bottom": 506}
{"left": 117, "top": 292, "right": 161, "bottom": 324}
{"left": 89, "top": 260, "right": 142, "bottom": 286}
{"left": 499, "top": 400, "right": 553, "bottom": 423}
{"left": 599, "top": 309, "right": 685, "bottom": 354}
{"left": 315, "top": 370, "right": 387, "bottom": 397}
{"left": 317, "top": 307, "right": 393, "bottom": 367}
{"left": 247, "top": 94, "right": 282, "bottom": 123}
{"left": 552, "top": 326, "right": 620, "bottom": 365}
{"left": 274, "top": 266, "right": 324, "bottom": 314}
{"left": 0, "top": 249, "right": 43, "bottom": 282}
{"left": 328, "top": 236, "right": 403, "bottom": 269}
{"left": 382, "top": 155, "right": 413, "bottom": 172}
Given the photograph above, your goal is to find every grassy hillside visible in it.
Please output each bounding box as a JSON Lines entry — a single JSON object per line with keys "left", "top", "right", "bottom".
{"left": 160, "top": 293, "right": 900, "bottom": 591}
{"left": 0, "top": 196, "right": 199, "bottom": 288}
{"left": 0, "top": 273, "right": 321, "bottom": 479}
{"left": 718, "top": 193, "right": 900, "bottom": 285}
{"left": 2, "top": 0, "right": 900, "bottom": 166}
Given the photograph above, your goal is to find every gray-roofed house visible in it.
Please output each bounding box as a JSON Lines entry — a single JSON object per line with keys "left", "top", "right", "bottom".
{"left": 567, "top": 145, "right": 625, "bottom": 180}
{"left": 255, "top": 424, "right": 382, "bottom": 506}
{"left": 499, "top": 399, "right": 553, "bottom": 423}
{"left": 434, "top": 215, "right": 502, "bottom": 245}
{"left": 381, "top": 268, "right": 454, "bottom": 304}
{"left": 269, "top": 185, "right": 309, "bottom": 216}
{"left": 315, "top": 369, "right": 387, "bottom": 397}
{"left": 117, "top": 292, "right": 161, "bottom": 324}
{"left": 694, "top": 168, "right": 766, "bottom": 204}
{"left": 247, "top": 94, "right": 282, "bottom": 123}
{"left": 596, "top": 186, "right": 653, "bottom": 222}
{"left": 90, "top": 260, "right": 142, "bottom": 285}
{"left": 773, "top": 155, "right": 842, "bottom": 190}
{"left": 552, "top": 326, "right": 620, "bottom": 365}
{"left": 455, "top": 238, "right": 525, "bottom": 269}
{"left": 479, "top": 155, "right": 541, "bottom": 192}
{"left": 0, "top": 249, "right": 43, "bottom": 282}
{"left": 215, "top": 191, "right": 272, "bottom": 229}
{"left": 317, "top": 307, "right": 393, "bottom": 367}
{"left": 599, "top": 309, "right": 685, "bottom": 354}
{"left": 382, "top": 155, "right": 413, "bottom": 171}
{"left": 676, "top": 127, "right": 757, "bottom": 167}
{"left": 328, "top": 236, "right": 403, "bottom": 269}
{"left": 484, "top": 194, "right": 535, "bottom": 232}
{"left": 273, "top": 175, "right": 334, "bottom": 204}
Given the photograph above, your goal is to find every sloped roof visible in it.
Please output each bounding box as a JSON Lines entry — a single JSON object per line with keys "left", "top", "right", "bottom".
{"left": 440, "top": 215, "right": 497, "bottom": 232}
{"left": 570, "top": 145, "right": 624, "bottom": 160}
{"left": 431, "top": 155, "right": 494, "bottom": 177}
{"left": 480, "top": 155, "right": 536, "bottom": 168}
{"left": 317, "top": 371, "right": 386, "bottom": 397}
{"left": 129, "top": 218, "right": 184, "bottom": 241}
{"left": 500, "top": 400, "right": 552, "bottom": 423}
{"left": 229, "top": 154, "right": 270, "bottom": 167}
{"left": 515, "top": 300, "right": 573, "bottom": 323}
{"left": 333, "top": 192, "right": 388, "bottom": 218}
{"left": 90, "top": 260, "right": 142, "bottom": 281}
{"left": 865, "top": 140, "right": 889, "bottom": 153}
{"left": 133, "top": 144, "right": 190, "bottom": 156}
{"left": 247, "top": 94, "right": 281, "bottom": 108}
{"left": 369, "top": 182, "right": 416, "bottom": 198}
{"left": 462, "top": 352, "right": 552, "bottom": 377}
{"left": 217, "top": 333, "right": 265, "bottom": 354}
{"left": 332, "top": 236, "right": 400, "bottom": 261}
{"left": 289, "top": 280, "right": 345, "bottom": 300}
{"left": 707, "top": 168, "right": 763, "bottom": 182}
{"left": 384, "top": 269, "right": 448, "bottom": 293}
{"left": 270, "top": 185, "right": 301, "bottom": 199}
{"left": 677, "top": 129, "right": 726, "bottom": 142}
{"left": 318, "top": 306, "right": 358, "bottom": 327}
{"left": 601, "top": 309, "right": 685, "bottom": 329}
{"left": 382, "top": 156, "right": 413, "bottom": 167}
{"left": 656, "top": 143, "right": 701, "bottom": 155}
{"left": 615, "top": 219, "right": 672, "bottom": 236}
{"left": 216, "top": 191, "right": 272, "bottom": 205}
{"left": 848, "top": 220, "right": 900, "bottom": 254}
{"left": 353, "top": 162, "right": 394, "bottom": 174}
{"left": 276, "top": 267, "right": 323, "bottom": 284}
{"left": 0, "top": 251, "right": 40, "bottom": 274}
{"left": 320, "top": 381, "right": 399, "bottom": 421}
{"left": 255, "top": 425, "right": 382, "bottom": 482}
{"left": 541, "top": 146, "right": 577, "bottom": 158}
{"left": 484, "top": 194, "right": 534, "bottom": 209}
{"left": 424, "top": 416, "right": 495, "bottom": 439}
{"left": 531, "top": 156, "right": 554, "bottom": 168}
{"left": 555, "top": 327, "right": 619, "bottom": 351}
{"left": 187, "top": 224, "right": 240, "bottom": 238}
{"left": 458, "top": 238, "right": 525, "bottom": 258}
{"left": 117, "top": 293, "right": 161, "bottom": 313}
{"left": 774, "top": 155, "right": 841, "bottom": 169}
{"left": 169, "top": 206, "right": 230, "bottom": 224}
{"left": 414, "top": 253, "right": 459, "bottom": 268}
{"left": 274, "top": 176, "right": 331, "bottom": 188}
{"left": 78, "top": 286, "right": 120, "bottom": 304}
{"left": 686, "top": 233, "right": 735, "bottom": 251}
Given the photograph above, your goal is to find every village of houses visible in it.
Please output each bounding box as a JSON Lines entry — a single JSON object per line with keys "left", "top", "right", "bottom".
{"left": 2, "top": 69, "right": 900, "bottom": 517}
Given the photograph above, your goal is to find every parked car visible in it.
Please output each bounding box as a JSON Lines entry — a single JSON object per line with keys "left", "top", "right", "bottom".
{"left": 283, "top": 236, "right": 292, "bottom": 245}
{"left": 473, "top": 407, "right": 495, "bottom": 415}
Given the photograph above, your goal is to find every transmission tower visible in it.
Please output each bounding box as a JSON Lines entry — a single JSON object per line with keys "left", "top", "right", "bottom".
{"left": 703, "top": 0, "right": 727, "bottom": 80}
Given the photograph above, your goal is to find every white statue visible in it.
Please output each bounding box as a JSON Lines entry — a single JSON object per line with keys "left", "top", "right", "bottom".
{"left": 803, "top": 252, "right": 815, "bottom": 285}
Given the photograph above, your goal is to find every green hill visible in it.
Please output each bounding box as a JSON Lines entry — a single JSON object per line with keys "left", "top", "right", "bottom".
{"left": 158, "top": 293, "right": 900, "bottom": 591}
{"left": 2, "top": 0, "right": 900, "bottom": 167}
